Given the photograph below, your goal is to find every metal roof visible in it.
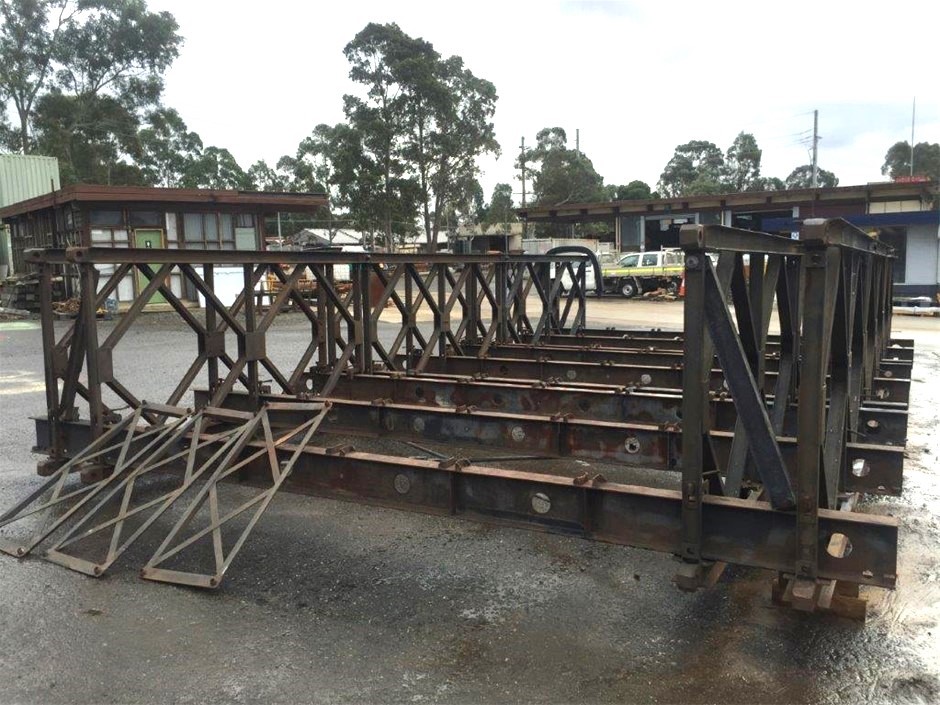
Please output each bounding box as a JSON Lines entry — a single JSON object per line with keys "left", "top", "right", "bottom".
{"left": 0, "top": 154, "right": 60, "bottom": 209}
{"left": 0, "top": 184, "right": 328, "bottom": 219}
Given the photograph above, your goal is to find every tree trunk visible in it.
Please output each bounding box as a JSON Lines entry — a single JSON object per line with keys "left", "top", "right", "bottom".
{"left": 17, "top": 106, "right": 30, "bottom": 154}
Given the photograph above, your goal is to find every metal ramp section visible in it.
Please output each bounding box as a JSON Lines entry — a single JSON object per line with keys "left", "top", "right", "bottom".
{"left": 0, "top": 402, "right": 328, "bottom": 588}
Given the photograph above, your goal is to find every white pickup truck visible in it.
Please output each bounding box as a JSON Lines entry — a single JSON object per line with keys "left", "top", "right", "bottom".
{"left": 601, "top": 249, "right": 685, "bottom": 297}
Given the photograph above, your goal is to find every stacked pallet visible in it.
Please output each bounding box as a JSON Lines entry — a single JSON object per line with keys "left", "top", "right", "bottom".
{"left": 0, "top": 275, "right": 67, "bottom": 313}
{"left": 0, "top": 276, "right": 40, "bottom": 312}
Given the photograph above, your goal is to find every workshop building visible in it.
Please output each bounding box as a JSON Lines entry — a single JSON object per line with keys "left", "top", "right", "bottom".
{"left": 518, "top": 180, "right": 940, "bottom": 297}
{"left": 0, "top": 184, "right": 327, "bottom": 304}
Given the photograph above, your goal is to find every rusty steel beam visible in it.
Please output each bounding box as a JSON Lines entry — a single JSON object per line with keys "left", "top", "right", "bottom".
{"left": 518, "top": 333, "right": 916, "bottom": 366}
{"left": 460, "top": 341, "right": 912, "bottom": 379}
{"left": 179, "top": 392, "right": 903, "bottom": 497}
{"left": 401, "top": 355, "right": 911, "bottom": 405}
{"left": 25, "top": 247, "right": 583, "bottom": 267}
{"left": 239, "top": 441, "right": 900, "bottom": 589}
{"left": 313, "top": 372, "right": 907, "bottom": 444}
{"left": 23, "top": 416, "right": 898, "bottom": 589}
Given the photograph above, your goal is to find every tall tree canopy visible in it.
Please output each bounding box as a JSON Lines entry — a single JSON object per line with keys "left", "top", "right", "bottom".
{"left": 179, "top": 146, "right": 252, "bottom": 190}
{"left": 657, "top": 140, "right": 725, "bottom": 197}
{"left": 881, "top": 141, "right": 940, "bottom": 182}
{"left": 657, "top": 133, "right": 837, "bottom": 196}
{"left": 0, "top": 0, "right": 182, "bottom": 183}
{"left": 608, "top": 180, "right": 654, "bottom": 201}
{"left": 481, "top": 182, "right": 516, "bottom": 230}
{"left": 722, "top": 132, "right": 763, "bottom": 192}
{"left": 342, "top": 22, "right": 498, "bottom": 251}
{"left": 137, "top": 107, "right": 203, "bottom": 187}
{"left": 523, "top": 127, "right": 605, "bottom": 206}
{"left": 785, "top": 165, "right": 839, "bottom": 189}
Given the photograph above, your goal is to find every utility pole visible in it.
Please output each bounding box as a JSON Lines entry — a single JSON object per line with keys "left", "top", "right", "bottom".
{"left": 811, "top": 109, "right": 819, "bottom": 188}
{"left": 911, "top": 97, "right": 916, "bottom": 177}
{"left": 519, "top": 137, "right": 527, "bottom": 238}
{"left": 520, "top": 137, "right": 527, "bottom": 208}
{"left": 576, "top": 128, "right": 580, "bottom": 156}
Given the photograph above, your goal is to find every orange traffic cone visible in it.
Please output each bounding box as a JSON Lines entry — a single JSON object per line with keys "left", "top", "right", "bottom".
{"left": 679, "top": 275, "right": 686, "bottom": 298}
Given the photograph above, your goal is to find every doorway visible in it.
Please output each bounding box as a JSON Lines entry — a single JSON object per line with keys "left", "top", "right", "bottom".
{"left": 133, "top": 229, "right": 167, "bottom": 304}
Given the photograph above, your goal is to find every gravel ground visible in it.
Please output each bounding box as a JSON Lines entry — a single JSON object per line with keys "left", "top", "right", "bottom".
{"left": 0, "top": 300, "right": 937, "bottom": 705}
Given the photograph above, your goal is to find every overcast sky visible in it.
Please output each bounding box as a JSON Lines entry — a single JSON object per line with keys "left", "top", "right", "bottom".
{"left": 150, "top": 0, "right": 939, "bottom": 201}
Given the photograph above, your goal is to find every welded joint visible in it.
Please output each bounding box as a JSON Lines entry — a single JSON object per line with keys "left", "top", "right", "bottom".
{"left": 439, "top": 456, "right": 470, "bottom": 471}
{"left": 573, "top": 472, "right": 606, "bottom": 486}
{"left": 241, "top": 331, "right": 266, "bottom": 362}
{"left": 325, "top": 443, "right": 355, "bottom": 456}
{"left": 198, "top": 330, "right": 226, "bottom": 358}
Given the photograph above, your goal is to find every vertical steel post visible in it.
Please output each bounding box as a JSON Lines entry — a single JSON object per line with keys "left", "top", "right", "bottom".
{"left": 496, "top": 261, "right": 509, "bottom": 344}
{"left": 204, "top": 264, "right": 219, "bottom": 395}
{"left": 795, "top": 245, "right": 838, "bottom": 582}
{"left": 315, "top": 265, "right": 328, "bottom": 369}
{"left": 354, "top": 263, "right": 372, "bottom": 372}
{"left": 404, "top": 269, "right": 414, "bottom": 372}
{"left": 80, "top": 263, "right": 104, "bottom": 441}
{"left": 679, "top": 250, "right": 707, "bottom": 566}
{"left": 325, "top": 264, "right": 338, "bottom": 369}
{"left": 437, "top": 264, "right": 448, "bottom": 356}
{"left": 466, "top": 264, "right": 479, "bottom": 344}
{"left": 243, "top": 264, "right": 259, "bottom": 409}
{"left": 38, "top": 262, "right": 62, "bottom": 460}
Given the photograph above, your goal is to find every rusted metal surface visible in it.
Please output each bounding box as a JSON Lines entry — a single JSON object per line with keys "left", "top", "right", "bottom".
{"left": 1, "top": 219, "right": 909, "bottom": 614}
{"left": 310, "top": 372, "right": 908, "bottom": 443}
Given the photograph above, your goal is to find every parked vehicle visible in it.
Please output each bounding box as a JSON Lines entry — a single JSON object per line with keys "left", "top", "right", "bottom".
{"left": 559, "top": 260, "right": 598, "bottom": 293}
{"left": 601, "top": 249, "right": 684, "bottom": 297}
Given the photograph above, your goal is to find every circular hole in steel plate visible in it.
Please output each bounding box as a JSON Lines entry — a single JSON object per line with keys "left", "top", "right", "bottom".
{"left": 851, "top": 459, "right": 870, "bottom": 477}
{"left": 531, "top": 492, "right": 551, "bottom": 514}
{"left": 826, "top": 533, "right": 853, "bottom": 558}
{"left": 624, "top": 437, "right": 641, "bottom": 454}
{"left": 394, "top": 473, "right": 411, "bottom": 495}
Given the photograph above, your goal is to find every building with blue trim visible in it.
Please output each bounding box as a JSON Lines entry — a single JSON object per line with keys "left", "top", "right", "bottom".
{"left": 517, "top": 180, "right": 939, "bottom": 297}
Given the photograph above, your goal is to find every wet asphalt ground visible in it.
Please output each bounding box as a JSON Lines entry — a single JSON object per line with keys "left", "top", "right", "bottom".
{"left": 0, "top": 300, "right": 938, "bottom": 704}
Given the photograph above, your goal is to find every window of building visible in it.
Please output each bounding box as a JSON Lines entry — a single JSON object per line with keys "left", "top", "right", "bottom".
{"left": 128, "top": 211, "right": 163, "bottom": 227}
{"left": 90, "top": 228, "right": 130, "bottom": 246}
{"left": 89, "top": 210, "right": 123, "bottom": 227}
{"left": 181, "top": 212, "right": 252, "bottom": 250}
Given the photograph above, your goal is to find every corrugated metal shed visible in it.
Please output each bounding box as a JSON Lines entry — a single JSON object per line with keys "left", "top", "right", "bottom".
{"left": 0, "top": 154, "right": 60, "bottom": 208}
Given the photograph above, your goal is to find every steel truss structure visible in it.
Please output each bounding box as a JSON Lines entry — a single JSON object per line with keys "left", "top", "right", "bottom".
{"left": 0, "top": 218, "right": 909, "bottom": 618}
